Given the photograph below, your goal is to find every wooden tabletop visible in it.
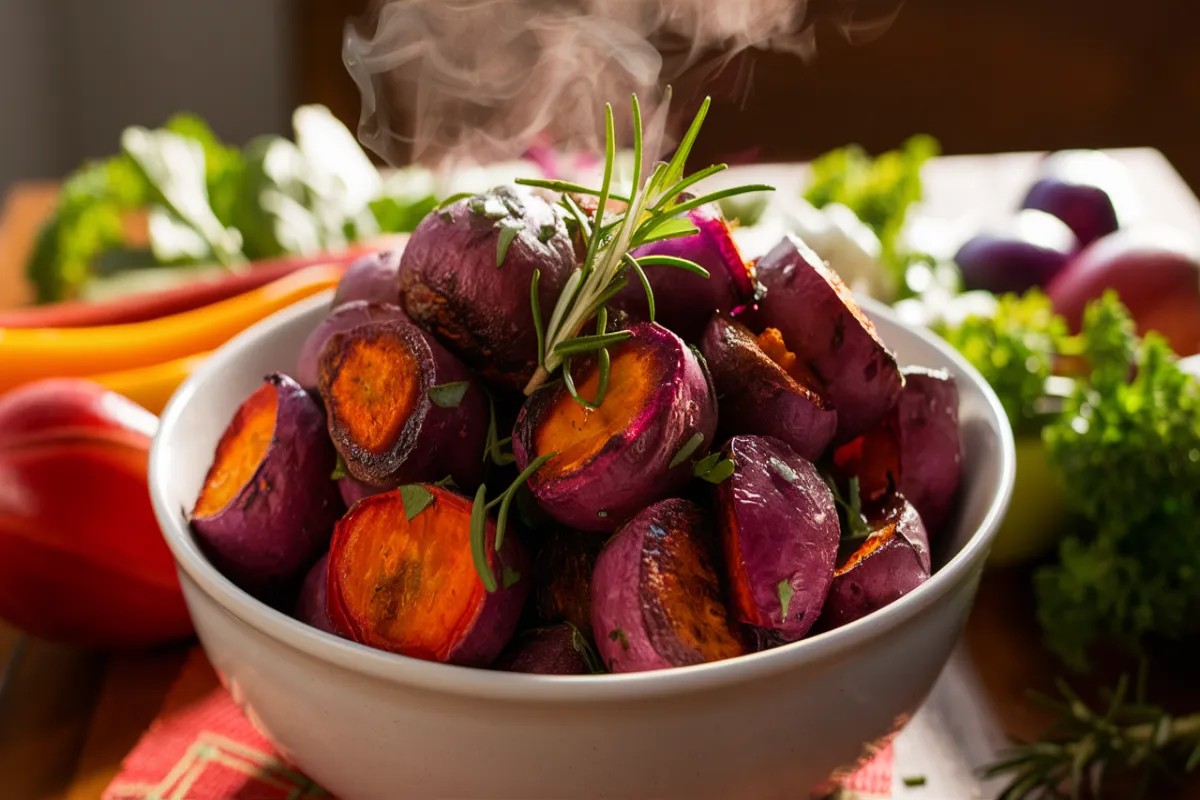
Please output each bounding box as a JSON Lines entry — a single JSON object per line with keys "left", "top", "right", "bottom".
{"left": 2, "top": 149, "right": 1200, "bottom": 799}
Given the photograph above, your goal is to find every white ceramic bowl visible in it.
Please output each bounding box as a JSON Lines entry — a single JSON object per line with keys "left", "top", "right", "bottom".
{"left": 149, "top": 291, "right": 1014, "bottom": 800}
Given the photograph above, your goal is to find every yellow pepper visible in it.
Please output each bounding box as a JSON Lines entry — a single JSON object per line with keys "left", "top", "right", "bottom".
{"left": 88, "top": 350, "right": 212, "bottom": 415}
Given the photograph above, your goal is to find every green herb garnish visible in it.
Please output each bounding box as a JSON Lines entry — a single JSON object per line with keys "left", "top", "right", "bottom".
{"left": 983, "top": 667, "right": 1200, "bottom": 800}
{"left": 501, "top": 566, "right": 521, "bottom": 589}
{"left": 692, "top": 451, "right": 735, "bottom": 484}
{"left": 330, "top": 452, "right": 349, "bottom": 481}
{"left": 495, "top": 219, "right": 523, "bottom": 267}
{"left": 518, "top": 94, "right": 772, "bottom": 398}
{"left": 398, "top": 484, "right": 435, "bottom": 522}
{"left": 670, "top": 432, "right": 705, "bottom": 469}
{"left": 901, "top": 775, "right": 926, "bottom": 788}
{"left": 483, "top": 393, "right": 516, "bottom": 467}
{"left": 824, "top": 473, "right": 871, "bottom": 541}
{"left": 609, "top": 627, "right": 630, "bottom": 651}
{"left": 777, "top": 580, "right": 794, "bottom": 620}
{"left": 469, "top": 484, "right": 497, "bottom": 592}
{"left": 428, "top": 381, "right": 470, "bottom": 409}
{"left": 768, "top": 456, "right": 799, "bottom": 484}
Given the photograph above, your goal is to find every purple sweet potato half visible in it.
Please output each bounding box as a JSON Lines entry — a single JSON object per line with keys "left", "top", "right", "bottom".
{"left": 512, "top": 322, "right": 717, "bottom": 532}
{"left": 492, "top": 624, "right": 591, "bottom": 675}
{"left": 896, "top": 366, "right": 962, "bottom": 536}
{"left": 295, "top": 300, "right": 405, "bottom": 390}
{"left": 191, "top": 373, "right": 343, "bottom": 600}
{"left": 716, "top": 435, "right": 841, "bottom": 643}
{"left": 749, "top": 234, "right": 903, "bottom": 445}
{"left": 614, "top": 202, "right": 757, "bottom": 341}
{"left": 531, "top": 527, "right": 606, "bottom": 636}
{"left": 591, "top": 498, "right": 747, "bottom": 673}
{"left": 294, "top": 552, "right": 336, "bottom": 635}
{"left": 327, "top": 485, "right": 528, "bottom": 667}
{"left": 699, "top": 313, "right": 837, "bottom": 461}
{"left": 317, "top": 316, "right": 487, "bottom": 490}
{"left": 331, "top": 249, "right": 403, "bottom": 309}
{"left": 397, "top": 185, "right": 576, "bottom": 388}
{"left": 820, "top": 497, "right": 931, "bottom": 630}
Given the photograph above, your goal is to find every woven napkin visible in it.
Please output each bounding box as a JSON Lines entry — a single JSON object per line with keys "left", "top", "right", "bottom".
{"left": 103, "top": 648, "right": 893, "bottom": 800}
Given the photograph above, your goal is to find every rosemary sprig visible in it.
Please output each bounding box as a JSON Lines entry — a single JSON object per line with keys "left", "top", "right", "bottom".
{"left": 467, "top": 452, "right": 558, "bottom": 591}
{"left": 517, "top": 93, "right": 773, "bottom": 397}
{"left": 983, "top": 668, "right": 1200, "bottom": 799}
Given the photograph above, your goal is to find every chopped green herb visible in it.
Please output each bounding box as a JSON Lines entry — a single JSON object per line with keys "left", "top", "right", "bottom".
{"left": 428, "top": 381, "right": 470, "bottom": 408}
{"left": 902, "top": 775, "right": 926, "bottom": 788}
{"left": 824, "top": 472, "right": 871, "bottom": 540}
{"left": 502, "top": 566, "right": 521, "bottom": 589}
{"left": 495, "top": 219, "right": 523, "bottom": 267}
{"left": 537, "top": 223, "right": 557, "bottom": 243}
{"left": 398, "top": 484, "right": 434, "bottom": 522}
{"left": 768, "top": 456, "right": 799, "bottom": 484}
{"left": 433, "top": 475, "right": 457, "bottom": 489}
{"left": 778, "top": 580, "right": 794, "bottom": 620}
{"left": 438, "top": 209, "right": 454, "bottom": 223}
{"left": 700, "top": 459, "right": 736, "bottom": 484}
{"left": 483, "top": 393, "right": 516, "bottom": 467}
{"left": 330, "top": 452, "right": 349, "bottom": 481}
{"left": 670, "top": 432, "right": 706, "bottom": 469}
{"left": 609, "top": 627, "right": 630, "bottom": 651}
{"left": 434, "top": 191, "right": 472, "bottom": 211}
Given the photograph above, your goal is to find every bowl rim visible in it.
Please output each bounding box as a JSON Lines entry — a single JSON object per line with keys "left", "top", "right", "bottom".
{"left": 150, "top": 289, "right": 1015, "bottom": 703}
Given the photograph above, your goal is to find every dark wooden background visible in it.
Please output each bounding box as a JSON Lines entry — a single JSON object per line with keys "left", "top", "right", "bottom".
{"left": 295, "top": 0, "right": 1200, "bottom": 199}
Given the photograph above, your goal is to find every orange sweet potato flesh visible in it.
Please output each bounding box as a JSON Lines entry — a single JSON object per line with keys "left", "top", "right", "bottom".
{"left": 643, "top": 510, "right": 746, "bottom": 664}
{"left": 324, "top": 329, "right": 422, "bottom": 455}
{"left": 831, "top": 414, "right": 902, "bottom": 508}
{"left": 755, "top": 328, "right": 825, "bottom": 395}
{"left": 534, "top": 348, "right": 657, "bottom": 479}
{"left": 330, "top": 489, "right": 482, "bottom": 661}
{"left": 720, "top": 499, "right": 761, "bottom": 628}
{"left": 193, "top": 382, "right": 278, "bottom": 518}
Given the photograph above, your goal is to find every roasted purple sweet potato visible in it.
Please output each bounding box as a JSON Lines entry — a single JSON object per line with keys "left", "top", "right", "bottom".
{"left": 492, "top": 624, "right": 592, "bottom": 674}
{"left": 512, "top": 323, "right": 717, "bottom": 532}
{"left": 317, "top": 317, "right": 487, "bottom": 490}
{"left": 614, "top": 203, "right": 757, "bottom": 342}
{"left": 895, "top": 367, "right": 961, "bottom": 536}
{"left": 829, "top": 413, "right": 902, "bottom": 510}
{"left": 699, "top": 314, "right": 837, "bottom": 461}
{"left": 749, "top": 234, "right": 903, "bottom": 444}
{"left": 331, "top": 249, "right": 403, "bottom": 308}
{"left": 295, "top": 300, "right": 405, "bottom": 390}
{"left": 820, "top": 498, "right": 931, "bottom": 630}
{"left": 191, "top": 373, "right": 343, "bottom": 599}
{"left": 591, "top": 498, "right": 746, "bottom": 673}
{"left": 715, "top": 435, "right": 841, "bottom": 643}
{"left": 531, "top": 527, "right": 605, "bottom": 636}
{"left": 294, "top": 552, "right": 336, "bottom": 635}
{"left": 326, "top": 485, "right": 527, "bottom": 666}
{"left": 397, "top": 186, "right": 576, "bottom": 388}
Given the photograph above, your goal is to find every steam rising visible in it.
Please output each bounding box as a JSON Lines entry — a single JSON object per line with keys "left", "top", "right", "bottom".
{"left": 343, "top": 0, "right": 904, "bottom": 169}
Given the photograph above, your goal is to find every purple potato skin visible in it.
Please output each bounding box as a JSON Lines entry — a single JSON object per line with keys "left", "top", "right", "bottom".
{"left": 699, "top": 314, "right": 837, "bottom": 461}
{"left": 397, "top": 186, "right": 576, "bottom": 388}
{"left": 820, "top": 499, "right": 931, "bottom": 630}
{"left": 294, "top": 553, "right": 337, "bottom": 635}
{"left": 446, "top": 527, "right": 530, "bottom": 667}
{"left": 492, "top": 625, "right": 589, "bottom": 674}
{"left": 748, "top": 234, "right": 903, "bottom": 445}
{"left": 295, "top": 301, "right": 406, "bottom": 391}
{"left": 590, "top": 499, "right": 744, "bottom": 673}
{"left": 512, "top": 323, "right": 718, "bottom": 532}
{"left": 1022, "top": 177, "right": 1119, "bottom": 248}
{"left": 531, "top": 527, "right": 605, "bottom": 636}
{"left": 331, "top": 249, "right": 403, "bottom": 309}
{"left": 337, "top": 474, "right": 398, "bottom": 509}
{"left": 613, "top": 203, "right": 757, "bottom": 342}
{"left": 717, "top": 435, "right": 840, "bottom": 642}
{"left": 897, "top": 367, "right": 962, "bottom": 537}
{"left": 318, "top": 317, "right": 488, "bottom": 490}
{"left": 191, "top": 373, "right": 344, "bottom": 601}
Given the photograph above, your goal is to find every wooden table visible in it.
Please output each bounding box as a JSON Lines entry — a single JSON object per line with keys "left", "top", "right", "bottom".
{"left": 3, "top": 149, "right": 1200, "bottom": 799}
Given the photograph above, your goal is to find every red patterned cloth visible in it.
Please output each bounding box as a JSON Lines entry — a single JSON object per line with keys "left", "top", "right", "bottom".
{"left": 104, "top": 649, "right": 893, "bottom": 799}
